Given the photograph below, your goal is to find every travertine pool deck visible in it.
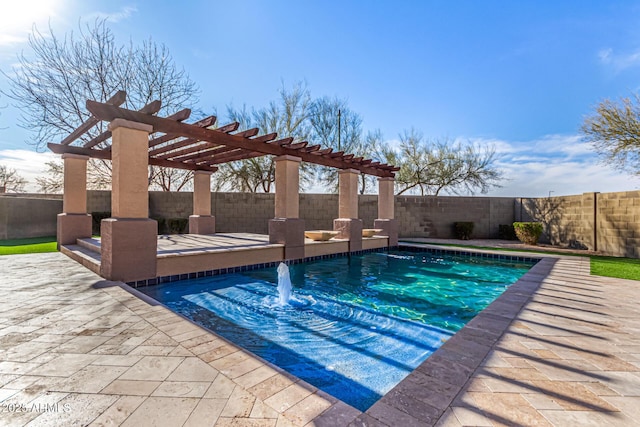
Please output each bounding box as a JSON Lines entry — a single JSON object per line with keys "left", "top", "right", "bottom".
{"left": 0, "top": 246, "right": 639, "bottom": 426}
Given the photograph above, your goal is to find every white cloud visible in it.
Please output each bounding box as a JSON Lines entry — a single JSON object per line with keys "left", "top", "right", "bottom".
{"left": 598, "top": 47, "right": 640, "bottom": 72}
{"left": 0, "top": 149, "right": 58, "bottom": 192}
{"left": 377, "top": 133, "right": 635, "bottom": 198}
{"left": 482, "top": 134, "right": 637, "bottom": 197}
{"left": 87, "top": 5, "right": 137, "bottom": 23}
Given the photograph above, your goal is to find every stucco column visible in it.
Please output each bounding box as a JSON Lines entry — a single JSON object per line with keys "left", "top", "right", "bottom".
{"left": 100, "top": 118, "right": 157, "bottom": 282}
{"left": 338, "top": 169, "right": 359, "bottom": 219}
{"left": 189, "top": 170, "right": 215, "bottom": 234}
{"left": 377, "top": 177, "right": 395, "bottom": 220}
{"left": 274, "top": 155, "right": 301, "bottom": 218}
{"left": 374, "top": 177, "right": 398, "bottom": 247}
{"left": 57, "top": 154, "right": 92, "bottom": 247}
{"left": 334, "top": 169, "right": 363, "bottom": 252}
{"left": 269, "top": 155, "right": 305, "bottom": 260}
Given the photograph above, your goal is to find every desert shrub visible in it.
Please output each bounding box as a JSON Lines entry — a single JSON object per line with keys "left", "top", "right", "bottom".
{"left": 498, "top": 224, "right": 517, "bottom": 240}
{"left": 153, "top": 217, "right": 188, "bottom": 234}
{"left": 166, "top": 218, "right": 188, "bottom": 234}
{"left": 91, "top": 212, "right": 111, "bottom": 235}
{"left": 513, "top": 222, "right": 543, "bottom": 245}
{"left": 453, "top": 222, "right": 474, "bottom": 240}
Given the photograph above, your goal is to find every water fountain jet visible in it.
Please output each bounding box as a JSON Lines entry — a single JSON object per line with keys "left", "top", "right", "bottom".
{"left": 277, "top": 263, "right": 292, "bottom": 305}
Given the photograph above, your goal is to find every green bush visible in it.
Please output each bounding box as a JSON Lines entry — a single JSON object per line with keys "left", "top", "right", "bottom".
{"left": 91, "top": 212, "right": 111, "bottom": 235}
{"left": 166, "top": 218, "right": 188, "bottom": 234}
{"left": 513, "top": 222, "right": 543, "bottom": 245}
{"left": 453, "top": 222, "right": 474, "bottom": 240}
{"left": 152, "top": 217, "right": 188, "bottom": 234}
{"left": 92, "top": 214, "right": 188, "bottom": 235}
{"left": 498, "top": 224, "right": 517, "bottom": 240}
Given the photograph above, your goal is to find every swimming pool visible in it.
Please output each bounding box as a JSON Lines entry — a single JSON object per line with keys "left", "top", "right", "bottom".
{"left": 139, "top": 249, "right": 535, "bottom": 410}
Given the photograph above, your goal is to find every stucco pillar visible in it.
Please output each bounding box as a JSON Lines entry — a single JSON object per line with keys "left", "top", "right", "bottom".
{"left": 374, "top": 177, "right": 399, "bottom": 247}
{"left": 269, "top": 155, "right": 305, "bottom": 260}
{"left": 57, "top": 154, "right": 92, "bottom": 247}
{"left": 189, "top": 170, "right": 215, "bottom": 234}
{"left": 100, "top": 118, "right": 157, "bottom": 282}
{"left": 334, "top": 168, "right": 363, "bottom": 252}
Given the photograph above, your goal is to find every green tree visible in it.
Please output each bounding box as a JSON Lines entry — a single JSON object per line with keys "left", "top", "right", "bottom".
{"left": 2, "top": 19, "right": 199, "bottom": 191}
{"left": 581, "top": 94, "right": 640, "bottom": 174}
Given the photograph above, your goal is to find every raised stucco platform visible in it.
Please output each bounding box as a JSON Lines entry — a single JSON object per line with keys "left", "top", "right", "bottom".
{"left": 60, "top": 233, "right": 389, "bottom": 284}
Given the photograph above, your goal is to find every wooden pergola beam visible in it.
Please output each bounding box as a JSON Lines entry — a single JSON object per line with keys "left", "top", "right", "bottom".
{"left": 85, "top": 101, "right": 395, "bottom": 177}
{"left": 233, "top": 128, "right": 259, "bottom": 138}
{"left": 157, "top": 141, "right": 218, "bottom": 160}
{"left": 139, "top": 100, "right": 162, "bottom": 115}
{"left": 270, "top": 137, "right": 294, "bottom": 146}
{"left": 60, "top": 91, "right": 126, "bottom": 146}
{"left": 216, "top": 122, "right": 240, "bottom": 133}
{"left": 48, "top": 143, "right": 218, "bottom": 172}
{"left": 208, "top": 149, "right": 255, "bottom": 164}
{"left": 148, "top": 115, "right": 216, "bottom": 148}
{"left": 84, "top": 100, "right": 178, "bottom": 149}
{"left": 176, "top": 144, "right": 236, "bottom": 163}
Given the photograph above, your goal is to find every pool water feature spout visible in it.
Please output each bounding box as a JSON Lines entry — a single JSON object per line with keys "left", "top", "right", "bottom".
{"left": 277, "top": 262, "right": 292, "bottom": 305}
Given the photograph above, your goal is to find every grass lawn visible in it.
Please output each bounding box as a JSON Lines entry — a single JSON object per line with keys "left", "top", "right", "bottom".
{"left": 590, "top": 256, "right": 640, "bottom": 281}
{"left": 0, "top": 236, "right": 58, "bottom": 255}
{"left": 400, "top": 240, "right": 640, "bottom": 281}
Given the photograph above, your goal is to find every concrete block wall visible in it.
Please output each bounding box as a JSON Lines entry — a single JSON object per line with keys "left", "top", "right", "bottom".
{"left": 5, "top": 189, "right": 640, "bottom": 258}
{"left": 517, "top": 195, "right": 588, "bottom": 247}
{"left": 213, "top": 193, "right": 274, "bottom": 234}
{"left": 519, "top": 191, "right": 640, "bottom": 257}
{"left": 87, "top": 191, "right": 111, "bottom": 213}
{"left": 394, "top": 196, "right": 515, "bottom": 238}
{"left": 0, "top": 196, "right": 62, "bottom": 239}
{"left": 1, "top": 191, "right": 517, "bottom": 241}
{"left": 596, "top": 191, "right": 640, "bottom": 258}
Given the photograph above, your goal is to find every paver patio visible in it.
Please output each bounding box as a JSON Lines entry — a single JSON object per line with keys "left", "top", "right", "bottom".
{"left": 0, "top": 248, "right": 638, "bottom": 426}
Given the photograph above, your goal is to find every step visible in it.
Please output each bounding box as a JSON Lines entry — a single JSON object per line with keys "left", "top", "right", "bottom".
{"left": 76, "top": 237, "right": 101, "bottom": 253}
{"left": 60, "top": 244, "right": 101, "bottom": 275}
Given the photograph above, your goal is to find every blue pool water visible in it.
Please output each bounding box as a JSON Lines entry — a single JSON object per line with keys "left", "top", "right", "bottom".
{"left": 140, "top": 250, "right": 534, "bottom": 410}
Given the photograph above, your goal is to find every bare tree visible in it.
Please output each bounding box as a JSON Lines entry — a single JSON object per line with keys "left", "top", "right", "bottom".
{"left": 36, "top": 159, "right": 112, "bottom": 194}
{"left": 377, "top": 130, "right": 502, "bottom": 195}
{"left": 35, "top": 161, "right": 63, "bottom": 194}
{"left": 0, "top": 164, "right": 27, "bottom": 193}
{"left": 581, "top": 93, "right": 640, "bottom": 174}
{"left": 148, "top": 168, "right": 193, "bottom": 192}
{"left": 219, "top": 82, "right": 312, "bottom": 192}
{"left": 309, "top": 97, "right": 376, "bottom": 193}
{"left": 3, "top": 19, "right": 199, "bottom": 190}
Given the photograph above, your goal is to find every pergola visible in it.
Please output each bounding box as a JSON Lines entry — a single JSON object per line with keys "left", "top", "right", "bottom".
{"left": 51, "top": 92, "right": 399, "bottom": 282}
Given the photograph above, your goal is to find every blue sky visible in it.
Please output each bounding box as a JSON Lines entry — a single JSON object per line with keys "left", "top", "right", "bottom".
{"left": 1, "top": 0, "right": 639, "bottom": 196}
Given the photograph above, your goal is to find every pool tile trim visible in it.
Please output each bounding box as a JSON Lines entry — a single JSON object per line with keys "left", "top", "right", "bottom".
{"left": 127, "top": 246, "right": 392, "bottom": 287}
{"left": 128, "top": 244, "right": 541, "bottom": 288}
